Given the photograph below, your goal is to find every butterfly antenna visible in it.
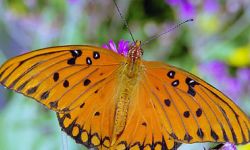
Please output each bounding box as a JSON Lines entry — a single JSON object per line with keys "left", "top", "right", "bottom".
{"left": 113, "top": 0, "right": 135, "bottom": 43}
{"left": 141, "top": 19, "right": 194, "bottom": 46}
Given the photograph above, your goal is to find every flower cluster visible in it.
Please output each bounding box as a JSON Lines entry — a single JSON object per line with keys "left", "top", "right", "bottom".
{"left": 199, "top": 60, "right": 250, "bottom": 104}
{"left": 102, "top": 39, "right": 130, "bottom": 56}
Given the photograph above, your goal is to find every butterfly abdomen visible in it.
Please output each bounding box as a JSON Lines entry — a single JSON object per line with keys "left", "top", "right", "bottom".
{"left": 113, "top": 61, "right": 143, "bottom": 139}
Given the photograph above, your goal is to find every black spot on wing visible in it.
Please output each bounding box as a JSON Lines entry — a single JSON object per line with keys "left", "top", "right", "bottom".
{"left": 222, "top": 128, "right": 229, "bottom": 141}
{"left": 93, "top": 51, "right": 100, "bottom": 59}
{"left": 86, "top": 57, "right": 92, "bottom": 65}
{"left": 164, "top": 99, "right": 171, "bottom": 107}
{"left": 67, "top": 58, "right": 76, "bottom": 65}
{"left": 185, "top": 77, "right": 199, "bottom": 97}
{"left": 17, "top": 80, "right": 29, "bottom": 91}
{"left": 196, "top": 108, "right": 202, "bottom": 117}
{"left": 49, "top": 101, "right": 58, "bottom": 108}
{"left": 167, "top": 71, "right": 175, "bottom": 79}
{"left": 183, "top": 111, "right": 190, "bottom": 118}
{"left": 94, "top": 112, "right": 100, "bottom": 116}
{"left": 41, "top": 91, "right": 50, "bottom": 100}
{"left": 80, "top": 102, "right": 85, "bottom": 108}
{"left": 197, "top": 128, "right": 204, "bottom": 139}
{"left": 53, "top": 72, "right": 59, "bottom": 82}
{"left": 184, "top": 133, "right": 193, "bottom": 142}
{"left": 26, "top": 86, "right": 38, "bottom": 94}
{"left": 171, "top": 80, "right": 179, "bottom": 87}
{"left": 211, "top": 129, "right": 219, "bottom": 141}
{"left": 63, "top": 80, "right": 69, "bottom": 88}
{"left": 83, "top": 79, "right": 91, "bottom": 86}
{"left": 170, "top": 133, "right": 178, "bottom": 139}
{"left": 70, "top": 50, "right": 82, "bottom": 58}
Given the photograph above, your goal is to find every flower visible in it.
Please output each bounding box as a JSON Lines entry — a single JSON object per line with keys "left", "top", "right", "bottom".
{"left": 220, "top": 143, "right": 237, "bottom": 150}
{"left": 199, "top": 60, "right": 245, "bottom": 102}
{"left": 165, "top": 0, "right": 196, "bottom": 19}
{"left": 102, "top": 39, "right": 130, "bottom": 56}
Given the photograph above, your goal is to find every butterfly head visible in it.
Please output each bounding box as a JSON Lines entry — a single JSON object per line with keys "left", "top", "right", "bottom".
{"left": 128, "top": 40, "right": 143, "bottom": 62}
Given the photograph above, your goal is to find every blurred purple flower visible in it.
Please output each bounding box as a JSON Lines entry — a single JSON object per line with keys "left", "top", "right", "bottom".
{"left": 199, "top": 60, "right": 249, "bottom": 102}
{"left": 237, "top": 68, "right": 250, "bottom": 82}
{"left": 68, "top": 0, "right": 79, "bottom": 4}
{"left": 219, "top": 142, "right": 237, "bottom": 150}
{"left": 204, "top": 0, "right": 219, "bottom": 13}
{"left": 102, "top": 39, "right": 130, "bottom": 56}
{"left": 166, "top": 0, "right": 196, "bottom": 19}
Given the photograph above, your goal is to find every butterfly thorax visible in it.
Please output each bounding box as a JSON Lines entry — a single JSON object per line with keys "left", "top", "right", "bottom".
{"left": 127, "top": 40, "right": 143, "bottom": 77}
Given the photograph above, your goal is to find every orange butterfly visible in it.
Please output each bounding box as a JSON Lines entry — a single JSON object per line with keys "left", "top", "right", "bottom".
{"left": 0, "top": 40, "right": 249, "bottom": 150}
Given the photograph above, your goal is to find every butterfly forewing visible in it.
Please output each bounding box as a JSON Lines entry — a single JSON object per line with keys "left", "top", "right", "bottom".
{"left": 143, "top": 61, "right": 250, "bottom": 145}
{"left": 0, "top": 45, "right": 123, "bottom": 112}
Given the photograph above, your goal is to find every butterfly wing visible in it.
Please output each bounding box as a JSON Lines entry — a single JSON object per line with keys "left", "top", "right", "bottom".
{"left": 56, "top": 71, "right": 119, "bottom": 149}
{"left": 143, "top": 61, "right": 250, "bottom": 145}
{"left": 111, "top": 80, "right": 181, "bottom": 150}
{"left": 0, "top": 45, "right": 123, "bottom": 112}
{"left": 57, "top": 68, "right": 182, "bottom": 150}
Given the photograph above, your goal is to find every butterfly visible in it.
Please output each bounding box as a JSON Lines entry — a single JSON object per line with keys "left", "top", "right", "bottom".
{"left": 0, "top": 39, "right": 249, "bottom": 150}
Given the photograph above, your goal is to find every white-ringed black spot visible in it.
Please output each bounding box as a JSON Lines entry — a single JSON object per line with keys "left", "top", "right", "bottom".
{"left": 171, "top": 80, "right": 179, "bottom": 87}
{"left": 185, "top": 77, "right": 199, "bottom": 87}
{"left": 70, "top": 50, "right": 82, "bottom": 57}
{"left": 27, "top": 86, "right": 38, "bottom": 94}
{"left": 67, "top": 58, "right": 76, "bottom": 65}
{"left": 164, "top": 99, "right": 171, "bottom": 107}
{"left": 83, "top": 79, "right": 91, "bottom": 86}
{"left": 167, "top": 71, "right": 175, "bottom": 78}
{"left": 196, "top": 108, "right": 202, "bottom": 117}
{"left": 197, "top": 128, "right": 204, "bottom": 138}
{"left": 86, "top": 57, "right": 92, "bottom": 65}
{"left": 53, "top": 72, "right": 59, "bottom": 82}
{"left": 211, "top": 130, "right": 219, "bottom": 141}
{"left": 63, "top": 80, "right": 69, "bottom": 88}
{"left": 41, "top": 91, "right": 50, "bottom": 100}
{"left": 94, "top": 112, "right": 100, "bottom": 116}
{"left": 183, "top": 111, "right": 190, "bottom": 118}
{"left": 93, "top": 51, "right": 100, "bottom": 59}
{"left": 186, "top": 77, "right": 199, "bottom": 97}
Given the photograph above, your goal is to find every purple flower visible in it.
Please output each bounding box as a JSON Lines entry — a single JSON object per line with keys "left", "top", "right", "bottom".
{"left": 68, "top": 0, "right": 79, "bottom": 4}
{"left": 219, "top": 142, "right": 237, "bottom": 150}
{"left": 199, "top": 61, "right": 244, "bottom": 102}
{"left": 166, "top": 0, "right": 196, "bottom": 19}
{"left": 204, "top": 0, "right": 219, "bottom": 13}
{"left": 102, "top": 39, "right": 130, "bottom": 56}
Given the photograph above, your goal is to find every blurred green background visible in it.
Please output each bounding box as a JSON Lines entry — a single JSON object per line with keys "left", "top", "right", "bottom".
{"left": 0, "top": 0, "right": 249, "bottom": 150}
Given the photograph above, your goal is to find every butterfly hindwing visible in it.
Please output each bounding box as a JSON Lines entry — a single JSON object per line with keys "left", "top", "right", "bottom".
{"left": 144, "top": 61, "right": 250, "bottom": 145}
{"left": 57, "top": 72, "right": 119, "bottom": 149}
